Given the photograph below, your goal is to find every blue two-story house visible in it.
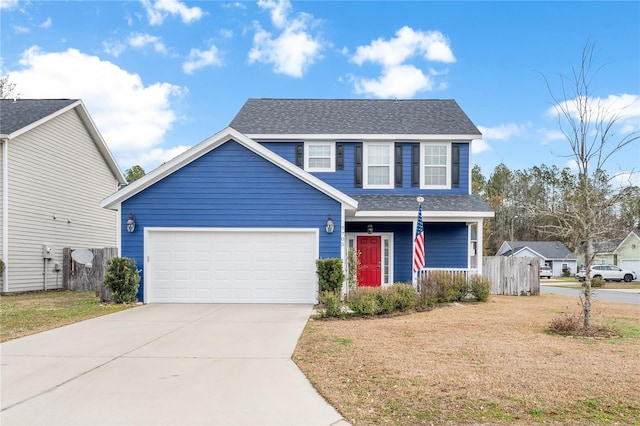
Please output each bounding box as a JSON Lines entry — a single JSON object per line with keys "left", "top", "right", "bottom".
{"left": 101, "top": 99, "right": 493, "bottom": 304}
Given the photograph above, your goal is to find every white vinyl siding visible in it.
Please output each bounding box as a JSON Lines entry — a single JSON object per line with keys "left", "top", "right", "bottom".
{"left": 364, "top": 142, "right": 393, "bottom": 188}
{"left": 304, "top": 141, "right": 334, "bottom": 172}
{"left": 6, "top": 109, "right": 120, "bottom": 292}
{"left": 421, "top": 143, "right": 451, "bottom": 189}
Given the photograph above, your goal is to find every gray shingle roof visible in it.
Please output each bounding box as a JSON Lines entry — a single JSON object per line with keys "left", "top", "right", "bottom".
{"left": 352, "top": 194, "right": 492, "bottom": 212}
{"left": 230, "top": 98, "right": 482, "bottom": 136}
{"left": 511, "top": 241, "right": 577, "bottom": 260}
{"left": 0, "top": 99, "right": 77, "bottom": 135}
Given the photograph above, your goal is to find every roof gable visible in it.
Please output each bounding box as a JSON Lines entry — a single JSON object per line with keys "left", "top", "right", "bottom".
{"left": 230, "top": 98, "right": 482, "bottom": 137}
{"left": 0, "top": 99, "right": 125, "bottom": 184}
{"left": 101, "top": 127, "right": 358, "bottom": 210}
{"left": 510, "top": 241, "right": 576, "bottom": 260}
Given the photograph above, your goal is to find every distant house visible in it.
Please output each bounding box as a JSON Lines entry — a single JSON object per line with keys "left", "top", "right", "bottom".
{"left": 101, "top": 98, "right": 493, "bottom": 304}
{"left": 497, "top": 241, "right": 578, "bottom": 277}
{"left": 593, "top": 231, "right": 640, "bottom": 273}
{"left": 0, "top": 99, "right": 126, "bottom": 293}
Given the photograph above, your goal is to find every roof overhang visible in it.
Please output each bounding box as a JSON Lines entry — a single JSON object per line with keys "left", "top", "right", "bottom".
{"left": 246, "top": 133, "right": 482, "bottom": 141}
{"left": 349, "top": 210, "right": 493, "bottom": 222}
{"left": 101, "top": 127, "right": 359, "bottom": 211}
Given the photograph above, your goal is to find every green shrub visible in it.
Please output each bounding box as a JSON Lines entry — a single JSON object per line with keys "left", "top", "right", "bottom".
{"left": 316, "top": 258, "right": 345, "bottom": 293}
{"left": 346, "top": 248, "right": 360, "bottom": 291}
{"left": 0, "top": 259, "right": 4, "bottom": 276}
{"left": 387, "top": 283, "right": 418, "bottom": 312}
{"left": 318, "top": 291, "right": 344, "bottom": 318}
{"left": 417, "top": 270, "right": 466, "bottom": 305}
{"left": 347, "top": 287, "right": 380, "bottom": 316}
{"left": 103, "top": 257, "right": 140, "bottom": 303}
{"left": 469, "top": 274, "right": 492, "bottom": 302}
{"left": 589, "top": 277, "right": 606, "bottom": 288}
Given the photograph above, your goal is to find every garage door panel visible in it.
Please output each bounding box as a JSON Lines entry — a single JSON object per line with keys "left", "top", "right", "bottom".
{"left": 146, "top": 229, "right": 318, "bottom": 303}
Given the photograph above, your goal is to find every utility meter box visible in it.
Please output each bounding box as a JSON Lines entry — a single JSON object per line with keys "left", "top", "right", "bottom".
{"left": 43, "top": 244, "right": 54, "bottom": 259}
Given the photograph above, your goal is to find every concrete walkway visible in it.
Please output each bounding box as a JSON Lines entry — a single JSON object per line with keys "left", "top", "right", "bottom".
{"left": 1, "top": 304, "right": 349, "bottom": 426}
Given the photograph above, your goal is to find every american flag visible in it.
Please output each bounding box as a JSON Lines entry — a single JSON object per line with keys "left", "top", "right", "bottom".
{"left": 413, "top": 204, "right": 425, "bottom": 274}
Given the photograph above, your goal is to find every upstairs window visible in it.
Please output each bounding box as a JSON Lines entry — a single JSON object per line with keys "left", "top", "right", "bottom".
{"left": 421, "top": 143, "right": 450, "bottom": 189}
{"left": 304, "top": 142, "right": 335, "bottom": 172}
{"left": 364, "top": 142, "right": 393, "bottom": 188}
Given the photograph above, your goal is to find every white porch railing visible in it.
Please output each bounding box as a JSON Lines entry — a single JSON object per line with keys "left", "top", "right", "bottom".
{"left": 416, "top": 267, "right": 479, "bottom": 283}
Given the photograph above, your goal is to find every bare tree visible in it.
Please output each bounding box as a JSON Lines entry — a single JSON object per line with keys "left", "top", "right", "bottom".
{"left": 543, "top": 42, "right": 639, "bottom": 328}
{"left": 0, "top": 75, "right": 18, "bottom": 99}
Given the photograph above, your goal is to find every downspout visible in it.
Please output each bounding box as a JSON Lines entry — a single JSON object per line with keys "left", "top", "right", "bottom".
{"left": 2, "top": 137, "right": 8, "bottom": 292}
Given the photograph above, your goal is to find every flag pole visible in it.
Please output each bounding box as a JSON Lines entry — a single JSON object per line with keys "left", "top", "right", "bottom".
{"left": 413, "top": 196, "right": 425, "bottom": 288}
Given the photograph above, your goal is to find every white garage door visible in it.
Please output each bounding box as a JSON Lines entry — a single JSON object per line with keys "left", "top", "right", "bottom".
{"left": 145, "top": 228, "right": 319, "bottom": 303}
{"left": 620, "top": 260, "right": 640, "bottom": 276}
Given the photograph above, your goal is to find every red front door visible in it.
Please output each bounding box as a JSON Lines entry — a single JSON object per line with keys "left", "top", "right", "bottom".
{"left": 357, "top": 236, "right": 381, "bottom": 287}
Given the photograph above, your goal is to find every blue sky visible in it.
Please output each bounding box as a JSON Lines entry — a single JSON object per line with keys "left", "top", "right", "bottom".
{"left": 1, "top": 0, "right": 638, "bottom": 184}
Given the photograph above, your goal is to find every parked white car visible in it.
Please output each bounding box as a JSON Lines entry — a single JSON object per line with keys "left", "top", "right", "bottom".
{"left": 575, "top": 264, "right": 637, "bottom": 282}
{"left": 539, "top": 265, "right": 553, "bottom": 279}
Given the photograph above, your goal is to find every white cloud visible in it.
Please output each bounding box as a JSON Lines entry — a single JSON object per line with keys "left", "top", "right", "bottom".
{"left": 128, "top": 33, "right": 168, "bottom": 55}
{"left": 249, "top": 0, "right": 323, "bottom": 78}
{"left": 352, "top": 26, "right": 455, "bottom": 67}
{"left": 349, "top": 26, "right": 455, "bottom": 98}
{"left": 140, "top": 0, "right": 204, "bottom": 26}
{"left": 354, "top": 65, "right": 433, "bottom": 98}
{"left": 9, "top": 46, "right": 186, "bottom": 169}
{"left": 103, "top": 40, "right": 127, "bottom": 58}
{"left": 471, "top": 139, "right": 490, "bottom": 154}
{"left": 547, "top": 93, "right": 640, "bottom": 130}
{"left": 611, "top": 171, "right": 640, "bottom": 188}
{"left": 478, "top": 123, "right": 528, "bottom": 140}
{"left": 121, "top": 145, "right": 192, "bottom": 171}
{"left": 182, "top": 45, "right": 223, "bottom": 74}
{"left": 13, "top": 25, "right": 29, "bottom": 34}
{"left": 39, "top": 18, "right": 52, "bottom": 28}
{"left": 0, "top": 0, "right": 19, "bottom": 10}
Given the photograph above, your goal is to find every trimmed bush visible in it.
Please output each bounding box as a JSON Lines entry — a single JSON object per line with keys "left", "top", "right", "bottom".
{"left": 316, "top": 258, "right": 345, "bottom": 293}
{"left": 347, "top": 287, "right": 380, "bottom": 316}
{"left": 318, "top": 291, "right": 344, "bottom": 318}
{"left": 103, "top": 257, "right": 140, "bottom": 303}
{"left": 417, "top": 270, "right": 467, "bottom": 305}
{"left": 387, "top": 283, "right": 418, "bottom": 312}
{"left": 589, "top": 277, "right": 606, "bottom": 288}
{"left": 0, "top": 259, "right": 4, "bottom": 276}
{"left": 469, "top": 274, "right": 492, "bottom": 302}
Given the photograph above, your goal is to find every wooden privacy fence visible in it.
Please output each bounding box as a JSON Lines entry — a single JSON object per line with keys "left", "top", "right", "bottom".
{"left": 63, "top": 247, "right": 117, "bottom": 301}
{"left": 483, "top": 256, "right": 540, "bottom": 296}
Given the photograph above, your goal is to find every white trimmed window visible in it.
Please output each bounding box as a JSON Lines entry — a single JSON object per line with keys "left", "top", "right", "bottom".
{"left": 364, "top": 142, "right": 393, "bottom": 188}
{"left": 421, "top": 143, "right": 451, "bottom": 189}
{"left": 304, "top": 142, "right": 335, "bottom": 172}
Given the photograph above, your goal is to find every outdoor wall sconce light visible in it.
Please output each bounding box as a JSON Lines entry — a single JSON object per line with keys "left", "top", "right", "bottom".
{"left": 325, "top": 216, "right": 334, "bottom": 234}
{"left": 367, "top": 224, "right": 373, "bottom": 234}
{"left": 126, "top": 214, "right": 136, "bottom": 233}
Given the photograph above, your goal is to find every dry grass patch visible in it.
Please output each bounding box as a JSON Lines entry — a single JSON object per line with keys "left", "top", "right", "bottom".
{"left": 294, "top": 295, "right": 640, "bottom": 425}
{"left": 0, "top": 290, "right": 135, "bottom": 342}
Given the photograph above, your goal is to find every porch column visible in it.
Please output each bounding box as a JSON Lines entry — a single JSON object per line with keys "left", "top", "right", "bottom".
{"left": 476, "top": 218, "right": 484, "bottom": 276}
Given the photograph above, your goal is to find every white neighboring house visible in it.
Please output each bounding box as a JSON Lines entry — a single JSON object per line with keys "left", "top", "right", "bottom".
{"left": 497, "top": 240, "right": 578, "bottom": 277}
{"left": 0, "top": 99, "right": 126, "bottom": 293}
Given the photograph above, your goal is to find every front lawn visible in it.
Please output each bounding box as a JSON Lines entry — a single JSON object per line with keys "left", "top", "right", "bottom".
{"left": 0, "top": 290, "right": 135, "bottom": 342}
{"left": 294, "top": 295, "right": 640, "bottom": 425}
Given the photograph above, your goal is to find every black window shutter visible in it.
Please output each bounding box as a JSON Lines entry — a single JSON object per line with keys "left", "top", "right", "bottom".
{"left": 394, "top": 144, "right": 403, "bottom": 187}
{"left": 411, "top": 145, "right": 420, "bottom": 187}
{"left": 295, "top": 144, "right": 304, "bottom": 168}
{"left": 452, "top": 144, "right": 460, "bottom": 188}
{"left": 354, "top": 144, "right": 363, "bottom": 188}
{"left": 336, "top": 144, "right": 344, "bottom": 170}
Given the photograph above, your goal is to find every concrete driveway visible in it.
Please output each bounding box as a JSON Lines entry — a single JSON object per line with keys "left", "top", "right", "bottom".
{"left": 1, "top": 304, "right": 347, "bottom": 426}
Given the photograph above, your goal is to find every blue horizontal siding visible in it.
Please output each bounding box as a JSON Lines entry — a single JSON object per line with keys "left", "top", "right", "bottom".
{"left": 257, "top": 141, "right": 470, "bottom": 194}
{"left": 121, "top": 140, "right": 342, "bottom": 301}
{"left": 424, "top": 222, "right": 468, "bottom": 268}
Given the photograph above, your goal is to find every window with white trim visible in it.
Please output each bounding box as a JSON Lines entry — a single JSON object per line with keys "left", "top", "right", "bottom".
{"left": 364, "top": 142, "right": 393, "bottom": 188}
{"left": 304, "top": 142, "right": 335, "bottom": 172}
{"left": 421, "top": 143, "right": 451, "bottom": 189}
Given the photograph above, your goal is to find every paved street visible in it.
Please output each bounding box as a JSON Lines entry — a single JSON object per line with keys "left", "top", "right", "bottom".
{"left": 540, "top": 281, "right": 640, "bottom": 305}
